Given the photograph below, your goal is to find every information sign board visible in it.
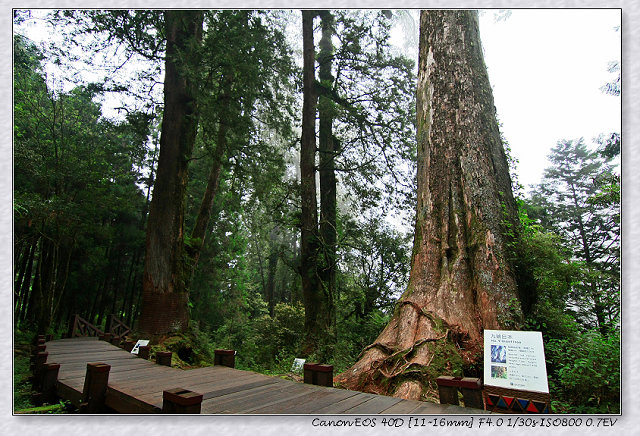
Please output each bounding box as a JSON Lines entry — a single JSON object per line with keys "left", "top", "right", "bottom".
{"left": 484, "top": 330, "right": 549, "bottom": 393}
{"left": 291, "top": 358, "right": 306, "bottom": 374}
{"left": 131, "top": 339, "right": 149, "bottom": 355}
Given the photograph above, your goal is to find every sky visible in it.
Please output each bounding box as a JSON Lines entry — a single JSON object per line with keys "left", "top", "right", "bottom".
{"left": 14, "top": 8, "right": 622, "bottom": 193}
{"left": 478, "top": 9, "right": 621, "bottom": 190}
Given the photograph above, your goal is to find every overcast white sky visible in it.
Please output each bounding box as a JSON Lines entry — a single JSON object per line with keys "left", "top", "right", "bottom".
{"left": 479, "top": 9, "right": 621, "bottom": 190}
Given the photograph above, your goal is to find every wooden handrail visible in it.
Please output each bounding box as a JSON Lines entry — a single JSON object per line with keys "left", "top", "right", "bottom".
{"left": 69, "top": 315, "right": 104, "bottom": 338}
{"left": 107, "top": 314, "right": 131, "bottom": 339}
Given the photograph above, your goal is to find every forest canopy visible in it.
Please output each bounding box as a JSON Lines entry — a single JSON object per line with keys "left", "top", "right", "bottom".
{"left": 13, "top": 9, "right": 620, "bottom": 414}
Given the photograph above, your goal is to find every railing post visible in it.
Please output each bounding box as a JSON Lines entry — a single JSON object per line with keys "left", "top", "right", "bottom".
{"left": 315, "top": 364, "right": 333, "bottom": 387}
{"left": 303, "top": 363, "right": 334, "bottom": 387}
{"left": 105, "top": 314, "right": 114, "bottom": 335}
{"left": 68, "top": 315, "right": 79, "bottom": 338}
{"left": 41, "top": 363, "right": 61, "bottom": 404}
{"left": 303, "top": 363, "right": 314, "bottom": 385}
{"left": 156, "top": 351, "right": 172, "bottom": 367}
{"left": 436, "top": 376, "right": 484, "bottom": 408}
{"left": 34, "top": 351, "right": 48, "bottom": 373}
{"left": 30, "top": 352, "right": 50, "bottom": 402}
{"left": 138, "top": 345, "right": 150, "bottom": 360}
{"left": 436, "top": 376, "right": 460, "bottom": 405}
{"left": 460, "top": 378, "right": 484, "bottom": 409}
{"left": 31, "top": 344, "right": 46, "bottom": 365}
{"left": 214, "top": 349, "right": 236, "bottom": 368}
{"left": 162, "top": 388, "right": 203, "bottom": 414}
{"left": 80, "top": 362, "right": 111, "bottom": 413}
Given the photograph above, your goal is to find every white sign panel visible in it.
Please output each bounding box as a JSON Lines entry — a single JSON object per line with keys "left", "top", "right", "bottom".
{"left": 291, "top": 358, "right": 306, "bottom": 373}
{"left": 131, "top": 339, "right": 149, "bottom": 355}
{"left": 484, "top": 330, "right": 549, "bottom": 393}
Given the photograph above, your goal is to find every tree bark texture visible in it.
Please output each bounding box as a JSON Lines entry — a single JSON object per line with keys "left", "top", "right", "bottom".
{"left": 336, "top": 10, "right": 523, "bottom": 400}
{"left": 300, "top": 10, "right": 321, "bottom": 356}
{"left": 299, "top": 11, "right": 336, "bottom": 360}
{"left": 317, "top": 11, "right": 338, "bottom": 352}
{"left": 138, "top": 10, "right": 204, "bottom": 335}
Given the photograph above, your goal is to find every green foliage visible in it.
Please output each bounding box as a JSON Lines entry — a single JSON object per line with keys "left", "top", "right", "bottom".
{"left": 208, "top": 301, "right": 305, "bottom": 373}
{"left": 253, "top": 303, "right": 306, "bottom": 370}
{"left": 545, "top": 331, "right": 620, "bottom": 413}
{"left": 326, "top": 10, "right": 418, "bottom": 222}
{"left": 518, "top": 199, "right": 620, "bottom": 413}
{"left": 332, "top": 310, "right": 390, "bottom": 374}
{"left": 13, "top": 332, "right": 35, "bottom": 411}
{"left": 528, "top": 139, "right": 619, "bottom": 335}
{"left": 13, "top": 28, "right": 150, "bottom": 332}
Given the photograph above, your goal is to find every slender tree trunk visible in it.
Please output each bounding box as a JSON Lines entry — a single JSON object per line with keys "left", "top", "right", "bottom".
{"left": 15, "top": 237, "right": 37, "bottom": 321}
{"left": 317, "top": 11, "right": 338, "bottom": 352}
{"left": 25, "top": 239, "right": 41, "bottom": 323}
{"left": 187, "top": 77, "right": 231, "bottom": 275}
{"left": 336, "top": 10, "right": 525, "bottom": 400}
{"left": 139, "top": 10, "right": 204, "bottom": 335}
{"left": 300, "top": 10, "right": 337, "bottom": 360}
{"left": 14, "top": 243, "right": 30, "bottom": 309}
{"left": 265, "top": 227, "right": 280, "bottom": 318}
{"left": 121, "top": 248, "right": 141, "bottom": 319}
{"left": 35, "top": 237, "right": 55, "bottom": 333}
{"left": 109, "top": 247, "right": 124, "bottom": 315}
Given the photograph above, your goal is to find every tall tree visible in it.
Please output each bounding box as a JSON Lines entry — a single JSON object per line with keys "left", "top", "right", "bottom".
{"left": 299, "top": 10, "right": 329, "bottom": 357}
{"left": 138, "top": 10, "right": 204, "bottom": 335}
{"left": 186, "top": 10, "right": 296, "bottom": 277}
{"left": 298, "top": 9, "right": 416, "bottom": 360}
{"left": 317, "top": 10, "right": 338, "bottom": 357}
{"left": 529, "top": 139, "right": 619, "bottom": 334}
{"left": 13, "top": 30, "right": 150, "bottom": 332}
{"left": 336, "top": 10, "right": 525, "bottom": 400}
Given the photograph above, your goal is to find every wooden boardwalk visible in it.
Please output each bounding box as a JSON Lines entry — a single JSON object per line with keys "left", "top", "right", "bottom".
{"left": 43, "top": 337, "right": 486, "bottom": 414}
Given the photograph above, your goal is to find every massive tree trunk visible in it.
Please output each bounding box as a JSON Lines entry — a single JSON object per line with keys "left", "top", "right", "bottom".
{"left": 138, "top": 10, "right": 204, "bottom": 336}
{"left": 336, "top": 10, "right": 524, "bottom": 400}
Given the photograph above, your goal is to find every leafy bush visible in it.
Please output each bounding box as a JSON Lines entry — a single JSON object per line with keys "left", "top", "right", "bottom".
{"left": 545, "top": 330, "right": 620, "bottom": 413}
{"left": 210, "top": 301, "right": 305, "bottom": 372}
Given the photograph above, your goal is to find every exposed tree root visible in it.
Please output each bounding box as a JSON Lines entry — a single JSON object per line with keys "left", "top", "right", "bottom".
{"left": 336, "top": 299, "right": 481, "bottom": 400}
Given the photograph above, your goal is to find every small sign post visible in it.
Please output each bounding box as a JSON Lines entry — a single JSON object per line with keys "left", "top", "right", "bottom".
{"left": 291, "top": 358, "right": 305, "bottom": 374}
{"left": 131, "top": 339, "right": 150, "bottom": 355}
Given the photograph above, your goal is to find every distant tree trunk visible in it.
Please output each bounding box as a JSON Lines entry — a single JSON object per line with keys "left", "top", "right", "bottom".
{"left": 15, "top": 237, "right": 37, "bottom": 323}
{"left": 300, "top": 10, "right": 323, "bottom": 357}
{"left": 14, "top": 243, "right": 30, "bottom": 310}
{"left": 120, "top": 248, "right": 140, "bottom": 317}
{"left": 265, "top": 227, "right": 280, "bottom": 318}
{"left": 35, "top": 237, "right": 56, "bottom": 334}
{"left": 336, "top": 10, "right": 524, "bottom": 400}
{"left": 317, "top": 10, "right": 338, "bottom": 353}
{"left": 187, "top": 74, "right": 231, "bottom": 276}
{"left": 138, "top": 10, "right": 204, "bottom": 336}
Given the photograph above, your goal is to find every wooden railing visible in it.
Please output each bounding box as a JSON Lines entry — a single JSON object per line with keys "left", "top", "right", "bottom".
{"left": 106, "top": 314, "right": 132, "bottom": 339}
{"left": 68, "top": 315, "right": 104, "bottom": 338}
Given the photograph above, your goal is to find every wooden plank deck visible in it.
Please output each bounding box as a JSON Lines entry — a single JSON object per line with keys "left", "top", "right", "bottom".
{"left": 43, "top": 337, "right": 487, "bottom": 415}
